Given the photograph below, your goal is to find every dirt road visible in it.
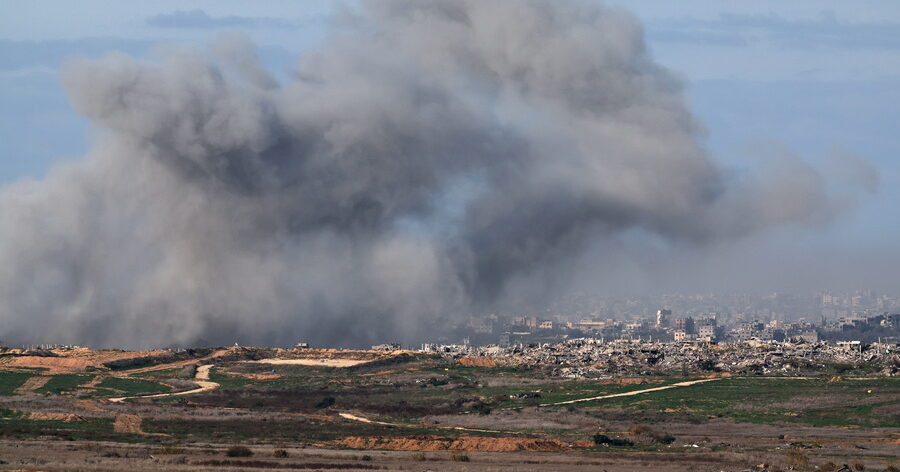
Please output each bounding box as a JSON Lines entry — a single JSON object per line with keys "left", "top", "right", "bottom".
{"left": 108, "top": 364, "right": 218, "bottom": 403}
{"left": 538, "top": 378, "right": 721, "bottom": 407}
{"left": 337, "top": 379, "right": 725, "bottom": 432}
{"left": 195, "top": 364, "right": 212, "bottom": 380}
{"left": 338, "top": 412, "right": 395, "bottom": 426}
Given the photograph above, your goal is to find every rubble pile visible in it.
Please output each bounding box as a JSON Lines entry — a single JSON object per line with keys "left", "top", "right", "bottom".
{"left": 424, "top": 339, "right": 899, "bottom": 378}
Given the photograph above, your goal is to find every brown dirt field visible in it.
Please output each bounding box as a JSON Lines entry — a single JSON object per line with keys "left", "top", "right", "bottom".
{"left": 2, "top": 356, "right": 96, "bottom": 374}
{"left": 458, "top": 357, "right": 498, "bottom": 367}
{"left": 0, "top": 439, "right": 758, "bottom": 472}
{"left": 252, "top": 358, "right": 373, "bottom": 367}
{"left": 0, "top": 348, "right": 170, "bottom": 374}
{"left": 235, "top": 372, "right": 283, "bottom": 380}
{"left": 71, "top": 399, "right": 105, "bottom": 412}
{"left": 13, "top": 376, "right": 50, "bottom": 394}
{"left": 596, "top": 377, "right": 657, "bottom": 386}
{"left": 337, "top": 435, "right": 570, "bottom": 452}
{"left": 113, "top": 413, "right": 144, "bottom": 434}
{"left": 28, "top": 412, "right": 84, "bottom": 422}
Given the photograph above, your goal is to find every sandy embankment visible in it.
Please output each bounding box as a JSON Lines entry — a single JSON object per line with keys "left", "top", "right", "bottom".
{"left": 337, "top": 436, "right": 571, "bottom": 452}
{"left": 252, "top": 358, "right": 373, "bottom": 368}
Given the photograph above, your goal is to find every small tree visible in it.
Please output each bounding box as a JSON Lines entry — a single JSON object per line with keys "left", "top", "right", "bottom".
{"left": 315, "top": 396, "right": 336, "bottom": 408}
{"left": 226, "top": 445, "right": 253, "bottom": 457}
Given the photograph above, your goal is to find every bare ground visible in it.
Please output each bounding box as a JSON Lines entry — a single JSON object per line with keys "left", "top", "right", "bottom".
{"left": 13, "top": 376, "right": 50, "bottom": 394}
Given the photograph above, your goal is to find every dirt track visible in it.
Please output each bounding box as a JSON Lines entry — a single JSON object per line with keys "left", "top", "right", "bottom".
{"left": 539, "top": 377, "right": 721, "bottom": 406}
{"left": 13, "top": 376, "right": 49, "bottom": 394}
{"left": 108, "top": 364, "right": 218, "bottom": 403}
{"left": 337, "top": 378, "right": 725, "bottom": 436}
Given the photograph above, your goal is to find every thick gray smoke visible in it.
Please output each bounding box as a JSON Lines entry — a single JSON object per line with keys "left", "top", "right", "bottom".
{"left": 0, "top": 1, "right": 874, "bottom": 348}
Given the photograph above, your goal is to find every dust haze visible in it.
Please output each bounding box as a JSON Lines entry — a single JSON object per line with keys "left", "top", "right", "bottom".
{"left": 0, "top": 0, "right": 877, "bottom": 348}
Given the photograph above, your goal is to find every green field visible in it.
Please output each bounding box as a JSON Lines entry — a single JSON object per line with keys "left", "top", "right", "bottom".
{"left": 96, "top": 376, "right": 172, "bottom": 396}
{"left": 36, "top": 374, "right": 95, "bottom": 395}
{"left": 580, "top": 376, "right": 900, "bottom": 428}
{"left": 186, "top": 358, "right": 900, "bottom": 429}
{"left": 1, "top": 355, "right": 897, "bottom": 455}
{"left": 0, "top": 371, "right": 32, "bottom": 395}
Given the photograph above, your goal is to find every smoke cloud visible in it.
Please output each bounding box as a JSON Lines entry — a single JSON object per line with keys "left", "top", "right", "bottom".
{"left": 0, "top": 1, "right": 875, "bottom": 348}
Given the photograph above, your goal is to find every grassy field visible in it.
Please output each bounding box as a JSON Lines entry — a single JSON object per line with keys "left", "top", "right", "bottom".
{"left": 96, "top": 376, "right": 172, "bottom": 396}
{"left": 35, "top": 374, "right": 95, "bottom": 395}
{"left": 3, "top": 356, "right": 897, "bottom": 430}
{"left": 0, "top": 371, "right": 32, "bottom": 395}
{"left": 0, "top": 353, "right": 897, "bottom": 472}
{"left": 579, "top": 376, "right": 900, "bottom": 428}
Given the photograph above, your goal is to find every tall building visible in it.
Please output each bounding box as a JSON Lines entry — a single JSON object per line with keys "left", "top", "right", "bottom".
{"left": 674, "top": 317, "right": 695, "bottom": 334}
{"left": 656, "top": 309, "right": 671, "bottom": 328}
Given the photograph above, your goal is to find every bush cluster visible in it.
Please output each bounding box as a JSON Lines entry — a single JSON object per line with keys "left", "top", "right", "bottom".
{"left": 226, "top": 445, "right": 253, "bottom": 457}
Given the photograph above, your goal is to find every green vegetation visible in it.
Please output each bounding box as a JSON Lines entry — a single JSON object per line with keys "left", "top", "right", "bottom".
{"left": 143, "top": 417, "right": 440, "bottom": 443}
{"left": 582, "top": 376, "right": 900, "bottom": 428}
{"left": 97, "top": 377, "right": 172, "bottom": 396}
{"left": 0, "top": 417, "right": 152, "bottom": 443}
{"left": 131, "top": 367, "right": 183, "bottom": 380}
{"left": 0, "top": 371, "right": 32, "bottom": 395}
{"left": 166, "top": 358, "right": 900, "bottom": 430}
{"left": 103, "top": 348, "right": 215, "bottom": 371}
{"left": 36, "top": 374, "right": 95, "bottom": 394}
{"left": 208, "top": 370, "right": 254, "bottom": 390}
{"left": 226, "top": 445, "right": 253, "bottom": 457}
{"left": 0, "top": 408, "right": 23, "bottom": 418}
{"left": 593, "top": 433, "right": 633, "bottom": 447}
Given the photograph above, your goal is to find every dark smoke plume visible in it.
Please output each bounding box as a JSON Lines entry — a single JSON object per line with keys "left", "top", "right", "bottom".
{"left": 0, "top": 1, "right": 873, "bottom": 348}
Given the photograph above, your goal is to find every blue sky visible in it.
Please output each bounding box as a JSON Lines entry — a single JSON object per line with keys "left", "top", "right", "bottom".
{"left": 1, "top": 0, "right": 898, "bottom": 288}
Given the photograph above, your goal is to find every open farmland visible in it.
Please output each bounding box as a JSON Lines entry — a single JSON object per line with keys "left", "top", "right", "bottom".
{"left": 0, "top": 346, "right": 897, "bottom": 471}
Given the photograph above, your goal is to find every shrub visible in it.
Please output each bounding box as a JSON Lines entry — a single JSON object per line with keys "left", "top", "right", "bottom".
{"left": 852, "top": 462, "right": 865, "bottom": 471}
{"left": 360, "top": 455, "right": 372, "bottom": 461}
{"left": 410, "top": 452, "right": 426, "bottom": 461}
{"left": 817, "top": 462, "right": 839, "bottom": 472}
{"left": 226, "top": 445, "right": 253, "bottom": 457}
{"left": 628, "top": 425, "right": 675, "bottom": 444}
{"left": 472, "top": 403, "right": 492, "bottom": 415}
{"left": 784, "top": 451, "right": 809, "bottom": 469}
{"left": 273, "top": 449, "right": 288, "bottom": 458}
{"left": 452, "top": 454, "right": 470, "bottom": 462}
{"left": 315, "top": 396, "right": 336, "bottom": 409}
{"left": 593, "top": 433, "right": 634, "bottom": 447}
{"left": 629, "top": 425, "right": 654, "bottom": 435}
{"left": 178, "top": 364, "right": 197, "bottom": 379}
{"left": 159, "top": 445, "right": 185, "bottom": 454}
{"left": 656, "top": 433, "right": 676, "bottom": 445}
{"left": 883, "top": 466, "right": 899, "bottom": 472}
